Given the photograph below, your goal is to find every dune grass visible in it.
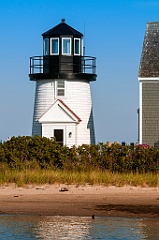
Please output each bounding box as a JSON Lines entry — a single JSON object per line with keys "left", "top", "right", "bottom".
{"left": 0, "top": 169, "right": 158, "bottom": 187}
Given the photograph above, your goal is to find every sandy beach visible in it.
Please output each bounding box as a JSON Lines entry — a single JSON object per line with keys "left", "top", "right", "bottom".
{"left": 0, "top": 184, "right": 159, "bottom": 218}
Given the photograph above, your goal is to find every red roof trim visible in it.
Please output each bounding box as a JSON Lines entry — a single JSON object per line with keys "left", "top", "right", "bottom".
{"left": 39, "top": 99, "right": 81, "bottom": 122}
{"left": 58, "top": 99, "right": 81, "bottom": 122}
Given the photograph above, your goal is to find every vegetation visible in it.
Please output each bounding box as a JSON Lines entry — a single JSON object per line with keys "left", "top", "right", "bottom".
{"left": 0, "top": 136, "right": 158, "bottom": 187}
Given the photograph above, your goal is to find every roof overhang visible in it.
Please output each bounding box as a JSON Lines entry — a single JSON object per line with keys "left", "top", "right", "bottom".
{"left": 39, "top": 99, "right": 81, "bottom": 124}
{"left": 138, "top": 77, "right": 159, "bottom": 82}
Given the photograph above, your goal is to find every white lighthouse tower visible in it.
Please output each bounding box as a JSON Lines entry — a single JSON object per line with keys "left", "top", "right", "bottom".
{"left": 29, "top": 19, "right": 96, "bottom": 147}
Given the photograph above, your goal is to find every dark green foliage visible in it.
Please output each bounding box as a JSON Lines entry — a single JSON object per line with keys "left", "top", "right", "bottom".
{"left": 0, "top": 136, "right": 159, "bottom": 173}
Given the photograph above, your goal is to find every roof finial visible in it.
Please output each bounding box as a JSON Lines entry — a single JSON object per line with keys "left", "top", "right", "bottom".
{"left": 61, "top": 18, "right": 65, "bottom": 23}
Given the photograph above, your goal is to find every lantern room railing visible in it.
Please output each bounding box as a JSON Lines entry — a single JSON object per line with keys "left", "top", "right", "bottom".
{"left": 29, "top": 56, "right": 96, "bottom": 75}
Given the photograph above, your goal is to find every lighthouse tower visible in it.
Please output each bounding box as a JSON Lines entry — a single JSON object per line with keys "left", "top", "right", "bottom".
{"left": 29, "top": 19, "right": 96, "bottom": 147}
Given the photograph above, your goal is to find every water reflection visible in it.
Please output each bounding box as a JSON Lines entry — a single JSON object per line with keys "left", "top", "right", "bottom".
{"left": 90, "top": 217, "right": 145, "bottom": 240}
{"left": 0, "top": 215, "right": 158, "bottom": 240}
{"left": 139, "top": 219, "right": 159, "bottom": 240}
{"left": 35, "top": 216, "right": 91, "bottom": 239}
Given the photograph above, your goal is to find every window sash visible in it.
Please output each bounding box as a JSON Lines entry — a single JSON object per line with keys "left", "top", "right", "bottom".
{"left": 74, "top": 38, "right": 80, "bottom": 55}
{"left": 62, "top": 38, "right": 71, "bottom": 55}
{"left": 43, "top": 38, "right": 49, "bottom": 55}
{"left": 57, "top": 89, "right": 65, "bottom": 96}
{"left": 57, "top": 81, "right": 65, "bottom": 97}
{"left": 57, "top": 81, "right": 65, "bottom": 88}
{"left": 50, "top": 38, "right": 59, "bottom": 55}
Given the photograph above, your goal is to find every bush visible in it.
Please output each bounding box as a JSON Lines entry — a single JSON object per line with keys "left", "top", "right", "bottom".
{"left": 0, "top": 136, "right": 159, "bottom": 173}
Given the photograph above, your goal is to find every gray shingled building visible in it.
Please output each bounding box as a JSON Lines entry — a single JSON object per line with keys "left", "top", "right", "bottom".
{"left": 138, "top": 22, "right": 159, "bottom": 147}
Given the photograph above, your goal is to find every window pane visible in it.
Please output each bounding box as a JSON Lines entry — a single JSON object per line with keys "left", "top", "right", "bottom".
{"left": 57, "top": 81, "right": 65, "bottom": 88}
{"left": 75, "top": 39, "right": 80, "bottom": 54}
{"left": 57, "top": 89, "right": 65, "bottom": 96}
{"left": 51, "top": 39, "right": 59, "bottom": 54}
{"left": 57, "top": 80, "right": 65, "bottom": 96}
{"left": 63, "top": 39, "right": 71, "bottom": 54}
{"left": 43, "top": 39, "right": 49, "bottom": 55}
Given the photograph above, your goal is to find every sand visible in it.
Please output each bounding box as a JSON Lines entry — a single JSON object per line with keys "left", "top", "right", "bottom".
{"left": 0, "top": 184, "right": 159, "bottom": 218}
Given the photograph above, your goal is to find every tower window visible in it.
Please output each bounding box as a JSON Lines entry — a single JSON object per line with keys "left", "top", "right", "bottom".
{"left": 43, "top": 38, "right": 49, "bottom": 55}
{"left": 74, "top": 38, "right": 80, "bottom": 55}
{"left": 50, "top": 38, "right": 59, "bottom": 55}
{"left": 62, "top": 38, "right": 71, "bottom": 55}
{"left": 57, "top": 80, "right": 65, "bottom": 96}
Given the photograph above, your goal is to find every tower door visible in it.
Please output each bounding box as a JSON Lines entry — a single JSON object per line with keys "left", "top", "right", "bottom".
{"left": 54, "top": 129, "right": 63, "bottom": 146}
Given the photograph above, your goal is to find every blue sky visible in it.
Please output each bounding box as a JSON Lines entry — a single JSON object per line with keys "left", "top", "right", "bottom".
{"left": 1, "top": 0, "right": 159, "bottom": 144}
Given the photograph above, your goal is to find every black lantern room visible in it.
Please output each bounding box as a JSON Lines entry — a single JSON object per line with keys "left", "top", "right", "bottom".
{"left": 29, "top": 19, "right": 96, "bottom": 81}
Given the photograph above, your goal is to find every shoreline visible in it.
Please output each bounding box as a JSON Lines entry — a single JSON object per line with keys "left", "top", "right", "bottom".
{"left": 0, "top": 184, "right": 159, "bottom": 218}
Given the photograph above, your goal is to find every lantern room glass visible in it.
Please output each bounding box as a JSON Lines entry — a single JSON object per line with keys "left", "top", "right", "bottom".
{"left": 43, "top": 38, "right": 49, "bottom": 55}
{"left": 74, "top": 38, "right": 80, "bottom": 55}
{"left": 51, "top": 38, "right": 59, "bottom": 55}
{"left": 62, "top": 38, "right": 71, "bottom": 55}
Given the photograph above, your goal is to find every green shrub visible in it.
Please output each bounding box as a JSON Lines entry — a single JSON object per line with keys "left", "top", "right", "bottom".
{"left": 0, "top": 136, "right": 159, "bottom": 174}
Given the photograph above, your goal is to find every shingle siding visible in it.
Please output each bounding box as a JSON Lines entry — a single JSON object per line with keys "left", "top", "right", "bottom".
{"left": 142, "top": 82, "right": 159, "bottom": 146}
{"left": 139, "top": 22, "right": 159, "bottom": 78}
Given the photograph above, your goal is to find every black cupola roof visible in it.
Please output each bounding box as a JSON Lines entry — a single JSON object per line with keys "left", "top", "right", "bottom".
{"left": 42, "top": 18, "right": 83, "bottom": 38}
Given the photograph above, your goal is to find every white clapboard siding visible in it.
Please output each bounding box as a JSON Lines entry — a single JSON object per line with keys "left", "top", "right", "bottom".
{"left": 32, "top": 80, "right": 55, "bottom": 136}
{"left": 65, "top": 80, "right": 94, "bottom": 145}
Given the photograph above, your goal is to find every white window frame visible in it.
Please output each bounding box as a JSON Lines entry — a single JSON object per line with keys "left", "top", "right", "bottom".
{"left": 81, "top": 39, "right": 83, "bottom": 56}
{"left": 55, "top": 80, "right": 66, "bottom": 98}
{"left": 50, "top": 38, "right": 59, "bottom": 55}
{"left": 74, "top": 38, "right": 80, "bottom": 55}
{"left": 43, "top": 38, "right": 49, "bottom": 55}
{"left": 62, "top": 37, "right": 71, "bottom": 55}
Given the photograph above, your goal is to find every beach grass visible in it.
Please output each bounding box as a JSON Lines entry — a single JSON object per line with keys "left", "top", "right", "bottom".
{"left": 0, "top": 169, "right": 158, "bottom": 187}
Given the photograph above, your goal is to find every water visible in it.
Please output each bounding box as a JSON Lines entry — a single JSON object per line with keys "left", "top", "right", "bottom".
{"left": 0, "top": 215, "right": 158, "bottom": 239}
